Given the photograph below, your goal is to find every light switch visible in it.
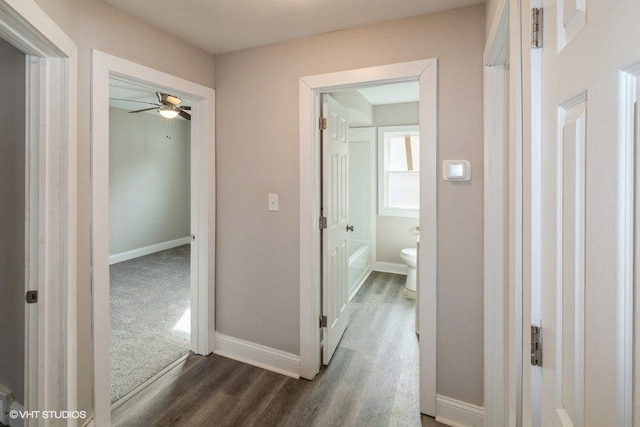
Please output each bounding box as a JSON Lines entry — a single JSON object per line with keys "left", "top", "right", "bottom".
{"left": 442, "top": 160, "right": 471, "bottom": 181}
{"left": 268, "top": 193, "right": 279, "bottom": 211}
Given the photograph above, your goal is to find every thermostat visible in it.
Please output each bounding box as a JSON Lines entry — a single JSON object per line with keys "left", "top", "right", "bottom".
{"left": 442, "top": 160, "right": 471, "bottom": 181}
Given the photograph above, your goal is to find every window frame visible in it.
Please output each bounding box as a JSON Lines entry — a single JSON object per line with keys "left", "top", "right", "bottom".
{"left": 377, "top": 125, "right": 420, "bottom": 218}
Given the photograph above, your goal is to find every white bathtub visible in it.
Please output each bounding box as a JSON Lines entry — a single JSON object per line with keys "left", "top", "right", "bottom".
{"left": 348, "top": 239, "right": 371, "bottom": 299}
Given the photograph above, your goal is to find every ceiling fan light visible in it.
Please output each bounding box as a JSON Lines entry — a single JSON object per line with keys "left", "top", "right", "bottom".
{"left": 159, "top": 105, "right": 179, "bottom": 119}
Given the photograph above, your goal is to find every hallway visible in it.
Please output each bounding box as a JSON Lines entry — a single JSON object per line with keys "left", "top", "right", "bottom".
{"left": 112, "top": 272, "right": 445, "bottom": 426}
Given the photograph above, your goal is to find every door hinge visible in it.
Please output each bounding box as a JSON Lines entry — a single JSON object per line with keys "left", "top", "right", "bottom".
{"left": 531, "top": 8, "right": 543, "bottom": 49}
{"left": 531, "top": 325, "right": 543, "bottom": 366}
{"left": 319, "top": 117, "right": 327, "bottom": 131}
{"left": 320, "top": 315, "right": 328, "bottom": 328}
{"left": 319, "top": 216, "right": 327, "bottom": 229}
{"left": 25, "top": 290, "right": 38, "bottom": 304}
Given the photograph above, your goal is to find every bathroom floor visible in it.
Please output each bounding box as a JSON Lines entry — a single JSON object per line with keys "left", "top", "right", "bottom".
{"left": 112, "top": 271, "right": 448, "bottom": 426}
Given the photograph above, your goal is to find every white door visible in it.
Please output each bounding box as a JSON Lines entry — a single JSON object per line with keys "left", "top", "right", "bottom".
{"left": 537, "top": 2, "right": 640, "bottom": 425}
{"left": 322, "top": 94, "right": 350, "bottom": 364}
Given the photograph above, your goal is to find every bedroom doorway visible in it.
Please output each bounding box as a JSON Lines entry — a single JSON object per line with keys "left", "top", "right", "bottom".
{"left": 107, "top": 78, "right": 193, "bottom": 406}
{"left": 91, "top": 50, "right": 215, "bottom": 426}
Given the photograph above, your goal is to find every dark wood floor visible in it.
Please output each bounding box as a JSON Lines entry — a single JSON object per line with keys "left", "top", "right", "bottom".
{"left": 112, "top": 272, "right": 447, "bottom": 427}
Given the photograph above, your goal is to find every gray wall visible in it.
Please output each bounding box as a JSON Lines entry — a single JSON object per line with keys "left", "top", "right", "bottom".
{"left": 109, "top": 107, "right": 190, "bottom": 256}
{"left": 215, "top": 5, "right": 485, "bottom": 406}
{"left": 0, "top": 38, "right": 26, "bottom": 405}
{"left": 33, "top": 0, "right": 215, "bottom": 415}
{"left": 373, "top": 102, "right": 420, "bottom": 265}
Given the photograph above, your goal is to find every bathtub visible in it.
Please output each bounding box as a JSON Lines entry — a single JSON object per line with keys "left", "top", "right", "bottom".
{"left": 348, "top": 239, "right": 372, "bottom": 299}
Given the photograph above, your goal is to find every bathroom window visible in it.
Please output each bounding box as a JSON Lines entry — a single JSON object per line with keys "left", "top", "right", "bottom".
{"left": 377, "top": 125, "right": 420, "bottom": 218}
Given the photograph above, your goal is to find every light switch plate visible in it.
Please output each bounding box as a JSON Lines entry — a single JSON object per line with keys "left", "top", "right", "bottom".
{"left": 268, "top": 193, "right": 279, "bottom": 211}
{"left": 442, "top": 160, "right": 471, "bottom": 181}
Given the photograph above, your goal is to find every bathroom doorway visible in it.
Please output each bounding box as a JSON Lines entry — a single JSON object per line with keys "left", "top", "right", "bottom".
{"left": 319, "top": 82, "right": 422, "bottom": 366}
{"left": 299, "top": 59, "right": 438, "bottom": 416}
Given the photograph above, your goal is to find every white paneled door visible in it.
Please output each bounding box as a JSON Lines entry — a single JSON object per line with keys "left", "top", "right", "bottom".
{"left": 538, "top": 2, "right": 640, "bottom": 425}
{"left": 322, "top": 94, "right": 350, "bottom": 364}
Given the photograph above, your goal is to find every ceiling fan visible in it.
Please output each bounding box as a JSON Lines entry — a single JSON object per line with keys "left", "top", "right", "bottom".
{"left": 111, "top": 92, "right": 191, "bottom": 120}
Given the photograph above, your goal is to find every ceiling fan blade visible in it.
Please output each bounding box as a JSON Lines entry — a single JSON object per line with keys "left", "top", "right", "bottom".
{"left": 129, "top": 107, "right": 158, "bottom": 114}
{"left": 110, "top": 98, "right": 159, "bottom": 106}
{"left": 178, "top": 110, "right": 191, "bottom": 121}
{"left": 180, "top": 106, "right": 191, "bottom": 111}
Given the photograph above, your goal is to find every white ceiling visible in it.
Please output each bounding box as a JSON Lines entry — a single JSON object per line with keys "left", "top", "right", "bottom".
{"left": 357, "top": 81, "right": 419, "bottom": 105}
{"left": 101, "top": 0, "right": 484, "bottom": 54}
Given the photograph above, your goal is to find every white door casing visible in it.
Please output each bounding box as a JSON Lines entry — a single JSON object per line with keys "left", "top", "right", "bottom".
{"left": 0, "top": 0, "right": 78, "bottom": 423}
{"left": 321, "top": 94, "right": 350, "bottom": 364}
{"left": 483, "top": 0, "right": 512, "bottom": 424}
{"left": 537, "top": 2, "right": 640, "bottom": 425}
{"left": 299, "top": 58, "right": 437, "bottom": 416}
{"left": 91, "top": 50, "right": 215, "bottom": 426}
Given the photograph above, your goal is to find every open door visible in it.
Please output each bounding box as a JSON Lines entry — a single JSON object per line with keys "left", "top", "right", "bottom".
{"left": 537, "top": 2, "right": 640, "bottom": 424}
{"left": 321, "top": 94, "right": 351, "bottom": 364}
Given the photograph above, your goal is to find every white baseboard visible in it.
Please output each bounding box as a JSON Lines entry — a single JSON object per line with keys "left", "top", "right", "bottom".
{"left": 436, "top": 394, "right": 484, "bottom": 427}
{"left": 373, "top": 261, "right": 408, "bottom": 275}
{"left": 213, "top": 333, "right": 300, "bottom": 379}
{"left": 109, "top": 236, "right": 190, "bottom": 265}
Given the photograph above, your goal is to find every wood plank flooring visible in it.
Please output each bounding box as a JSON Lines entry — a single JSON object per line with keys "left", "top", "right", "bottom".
{"left": 112, "top": 271, "right": 448, "bottom": 427}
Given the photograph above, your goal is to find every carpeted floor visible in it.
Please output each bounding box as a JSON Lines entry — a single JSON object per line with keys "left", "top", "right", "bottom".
{"left": 109, "top": 244, "right": 191, "bottom": 403}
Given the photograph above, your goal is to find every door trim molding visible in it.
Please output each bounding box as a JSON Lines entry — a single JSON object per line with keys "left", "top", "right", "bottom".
{"left": 90, "top": 50, "right": 215, "bottom": 426}
{"left": 617, "top": 63, "right": 640, "bottom": 427}
{"left": 298, "top": 58, "right": 438, "bottom": 416}
{"left": 482, "top": 0, "right": 511, "bottom": 425}
{"left": 0, "top": 0, "right": 78, "bottom": 419}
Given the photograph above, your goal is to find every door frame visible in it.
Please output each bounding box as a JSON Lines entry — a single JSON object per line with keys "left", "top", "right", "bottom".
{"left": 483, "top": 0, "right": 515, "bottom": 425}
{"left": 90, "top": 50, "right": 215, "bottom": 426}
{"left": 0, "top": 0, "right": 78, "bottom": 421}
{"left": 299, "top": 59, "right": 438, "bottom": 415}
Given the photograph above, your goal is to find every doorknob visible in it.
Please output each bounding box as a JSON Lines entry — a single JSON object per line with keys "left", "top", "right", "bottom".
{"left": 346, "top": 225, "right": 354, "bottom": 232}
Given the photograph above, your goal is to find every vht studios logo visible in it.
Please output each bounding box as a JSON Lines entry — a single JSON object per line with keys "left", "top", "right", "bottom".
{"left": 9, "top": 410, "right": 87, "bottom": 420}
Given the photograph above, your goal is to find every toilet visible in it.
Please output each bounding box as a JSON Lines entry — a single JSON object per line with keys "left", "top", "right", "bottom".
{"left": 400, "top": 247, "right": 417, "bottom": 291}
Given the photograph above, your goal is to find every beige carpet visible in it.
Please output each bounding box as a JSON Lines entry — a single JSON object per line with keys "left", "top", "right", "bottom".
{"left": 109, "top": 245, "right": 190, "bottom": 403}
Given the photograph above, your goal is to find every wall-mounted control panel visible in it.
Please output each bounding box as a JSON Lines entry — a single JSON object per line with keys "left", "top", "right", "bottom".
{"left": 268, "top": 193, "right": 279, "bottom": 211}
{"left": 442, "top": 160, "right": 471, "bottom": 181}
